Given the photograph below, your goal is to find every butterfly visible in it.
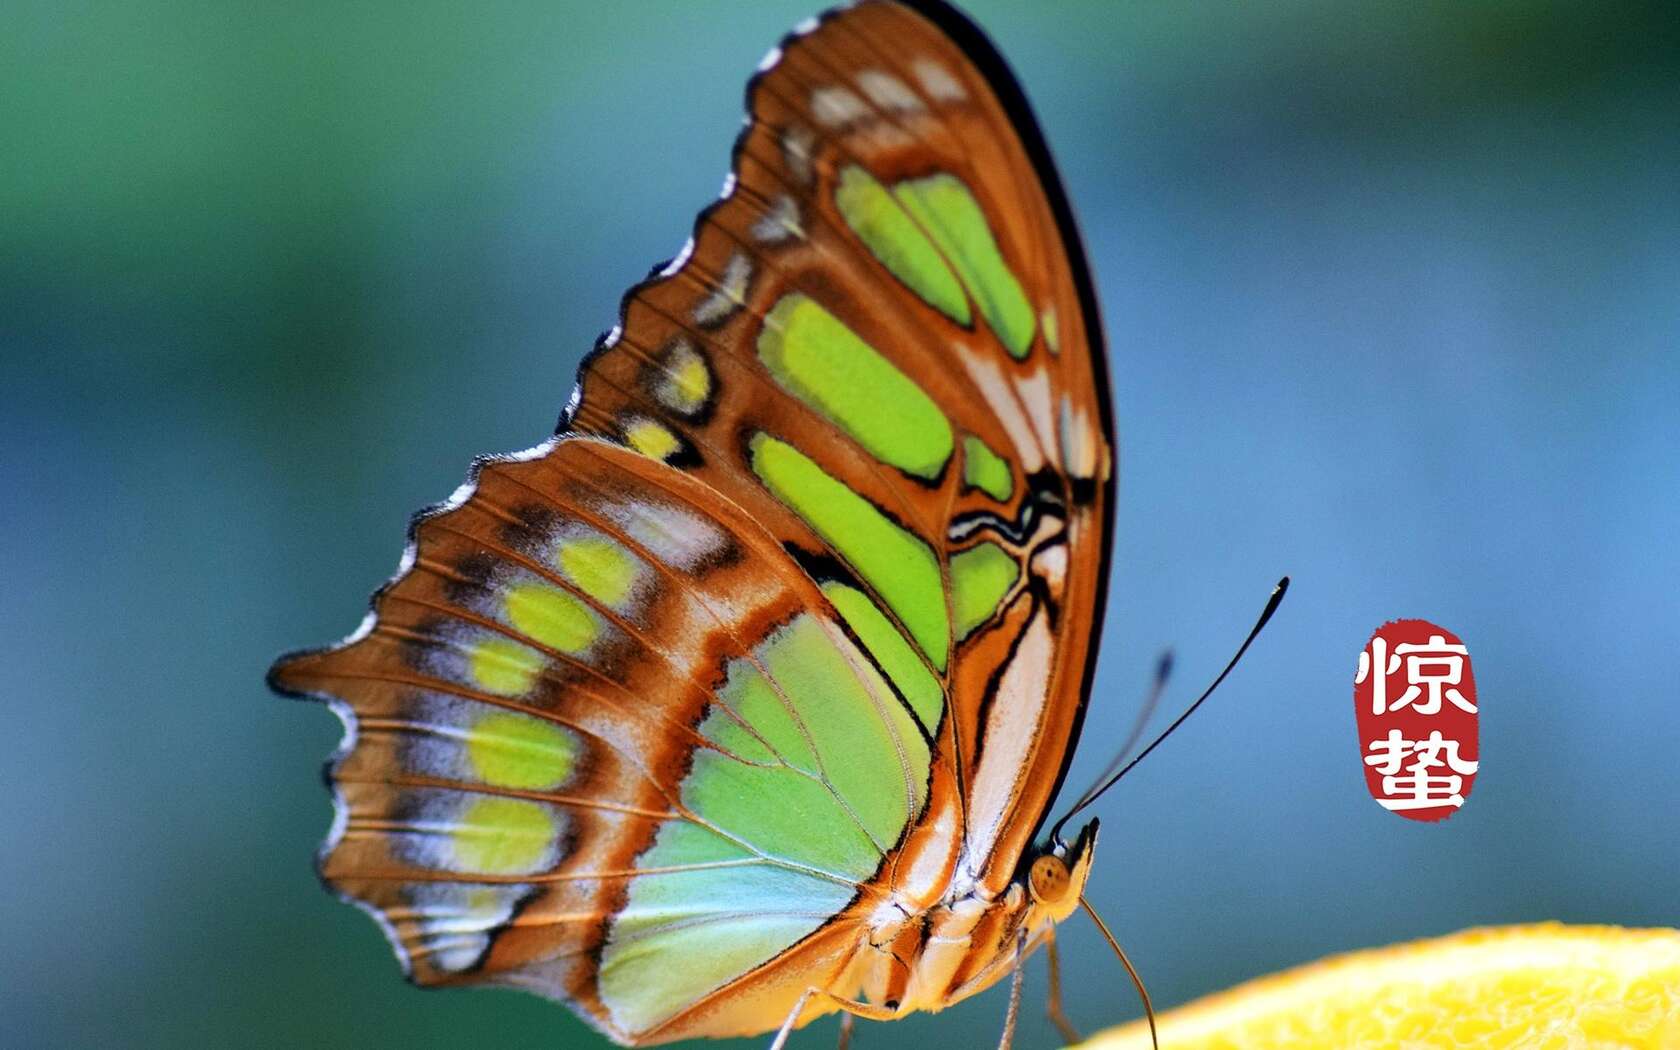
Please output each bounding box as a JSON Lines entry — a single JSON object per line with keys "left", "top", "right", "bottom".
{"left": 270, "top": 1, "right": 1126, "bottom": 1046}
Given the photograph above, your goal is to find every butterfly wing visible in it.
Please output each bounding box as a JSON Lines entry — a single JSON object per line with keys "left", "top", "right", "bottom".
{"left": 270, "top": 0, "right": 1112, "bottom": 1043}
{"left": 568, "top": 0, "right": 1114, "bottom": 902}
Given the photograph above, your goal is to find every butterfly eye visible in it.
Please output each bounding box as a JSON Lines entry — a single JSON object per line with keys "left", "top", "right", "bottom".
{"left": 1028, "top": 853, "right": 1072, "bottom": 905}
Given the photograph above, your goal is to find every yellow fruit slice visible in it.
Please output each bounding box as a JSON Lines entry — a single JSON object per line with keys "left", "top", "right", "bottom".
{"left": 1081, "top": 923, "right": 1680, "bottom": 1050}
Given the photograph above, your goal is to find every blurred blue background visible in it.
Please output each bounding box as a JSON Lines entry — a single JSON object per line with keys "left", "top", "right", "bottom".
{"left": 4, "top": 2, "right": 1676, "bottom": 1047}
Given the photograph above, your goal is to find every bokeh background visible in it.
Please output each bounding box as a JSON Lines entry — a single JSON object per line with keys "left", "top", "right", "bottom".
{"left": 5, "top": 1, "right": 1676, "bottom": 1047}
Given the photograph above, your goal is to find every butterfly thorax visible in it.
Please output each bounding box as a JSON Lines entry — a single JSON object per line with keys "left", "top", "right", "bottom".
{"left": 853, "top": 821, "right": 1098, "bottom": 1016}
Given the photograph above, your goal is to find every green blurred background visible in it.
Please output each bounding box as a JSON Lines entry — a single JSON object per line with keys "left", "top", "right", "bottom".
{"left": 4, "top": 2, "right": 1676, "bottom": 1047}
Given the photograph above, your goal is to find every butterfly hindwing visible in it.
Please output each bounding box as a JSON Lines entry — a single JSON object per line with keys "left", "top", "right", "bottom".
{"left": 271, "top": 1, "right": 1113, "bottom": 1044}
{"left": 276, "top": 438, "right": 931, "bottom": 1038}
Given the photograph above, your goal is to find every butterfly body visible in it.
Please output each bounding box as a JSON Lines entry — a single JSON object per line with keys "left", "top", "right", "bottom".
{"left": 838, "top": 822, "right": 1098, "bottom": 1023}
{"left": 271, "top": 1, "right": 1114, "bottom": 1044}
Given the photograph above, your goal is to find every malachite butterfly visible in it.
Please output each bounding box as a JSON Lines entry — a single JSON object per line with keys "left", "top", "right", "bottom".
{"left": 269, "top": 1, "right": 1120, "bottom": 1045}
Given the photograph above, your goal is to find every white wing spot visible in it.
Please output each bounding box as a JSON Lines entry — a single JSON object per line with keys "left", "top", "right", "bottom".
{"left": 751, "top": 194, "right": 804, "bottom": 244}
{"left": 407, "top": 883, "right": 530, "bottom": 974}
{"left": 811, "top": 85, "right": 868, "bottom": 127}
{"left": 857, "top": 70, "right": 923, "bottom": 112}
{"left": 693, "top": 252, "right": 752, "bottom": 326}
{"left": 781, "top": 125, "right": 816, "bottom": 185}
{"left": 961, "top": 610, "right": 1054, "bottom": 883}
{"left": 1058, "top": 395, "right": 1100, "bottom": 481}
{"left": 959, "top": 346, "right": 1046, "bottom": 472}
{"left": 913, "top": 58, "right": 967, "bottom": 102}
{"left": 1032, "top": 543, "right": 1069, "bottom": 594}
{"left": 1015, "top": 367, "right": 1059, "bottom": 468}
{"left": 599, "top": 497, "right": 728, "bottom": 572}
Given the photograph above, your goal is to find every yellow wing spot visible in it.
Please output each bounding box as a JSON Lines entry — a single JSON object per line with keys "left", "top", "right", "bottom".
{"left": 506, "top": 582, "right": 598, "bottom": 654}
{"left": 466, "top": 711, "right": 579, "bottom": 790}
{"left": 654, "top": 340, "right": 712, "bottom": 416}
{"left": 450, "top": 797, "right": 557, "bottom": 874}
{"left": 624, "top": 417, "right": 681, "bottom": 462}
{"left": 557, "top": 536, "right": 637, "bottom": 608}
{"left": 1042, "top": 306, "right": 1060, "bottom": 354}
{"left": 467, "top": 637, "right": 544, "bottom": 696}
{"left": 463, "top": 887, "right": 504, "bottom": 914}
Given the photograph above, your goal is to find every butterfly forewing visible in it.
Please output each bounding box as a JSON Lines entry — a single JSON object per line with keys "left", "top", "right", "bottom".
{"left": 271, "top": 1, "right": 1112, "bottom": 1044}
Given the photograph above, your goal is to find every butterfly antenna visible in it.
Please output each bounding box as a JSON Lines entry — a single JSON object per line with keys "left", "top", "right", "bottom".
{"left": 1050, "top": 577, "right": 1289, "bottom": 845}
{"left": 1081, "top": 895, "right": 1158, "bottom": 1050}
{"left": 1064, "top": 649, "right": 1173, "bottom": 820}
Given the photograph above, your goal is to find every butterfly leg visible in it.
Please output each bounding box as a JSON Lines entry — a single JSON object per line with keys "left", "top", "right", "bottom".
{"left": 836, "top": 1011, "right": 854, "bottom": 1050}
{"left": 768, "top": 989, "right": 896, "bottom": 1050}
{"left": 1044, "top": 927, "right": 1083, "bottom": 1044}
{"left": 995, "top": 927, "right": 1029, "bottom": 1050}
{"left": 768, "top": 989, "right": 816, "bottom": 1050}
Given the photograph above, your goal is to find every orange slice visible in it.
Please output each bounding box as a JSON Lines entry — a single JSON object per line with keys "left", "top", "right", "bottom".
{"left": 1082, "top": 923, "right": 1680, "bottom": 1049}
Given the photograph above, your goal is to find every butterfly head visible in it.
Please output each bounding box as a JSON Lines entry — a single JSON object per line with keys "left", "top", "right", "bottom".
{"left": 1026, "top": 818, "right": 1098, "bottom": 924}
